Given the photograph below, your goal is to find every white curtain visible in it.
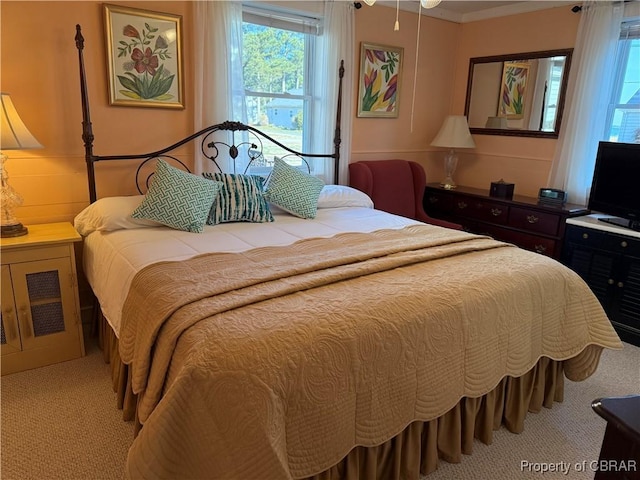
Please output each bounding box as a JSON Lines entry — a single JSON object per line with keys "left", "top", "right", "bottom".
{"left": 312, "top": 0, "right": 355, "bottom": 185}
{"left": 193, "top": 1, "right": 246, "bottom": 174}
{"left": 547, "top": 0, "right": 624, "bottom": 205}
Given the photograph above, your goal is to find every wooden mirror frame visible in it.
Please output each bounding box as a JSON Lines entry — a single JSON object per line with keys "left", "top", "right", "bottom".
{"left": 464, "top": 48, "right": 573, "bottom": 139}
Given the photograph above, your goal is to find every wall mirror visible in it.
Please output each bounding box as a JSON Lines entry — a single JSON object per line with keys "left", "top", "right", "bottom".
{"left": 464, "top": 49, "right": 573, "bottom": 138}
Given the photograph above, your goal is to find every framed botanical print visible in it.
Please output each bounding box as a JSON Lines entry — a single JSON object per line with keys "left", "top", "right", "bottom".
{"left": 103, "top": 4, "right": 184, "bottom": 109}
{"left": 357, "top": 43, "right": 403, "bottom": 118}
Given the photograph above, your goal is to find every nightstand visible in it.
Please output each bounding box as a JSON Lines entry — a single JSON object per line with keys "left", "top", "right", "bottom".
{"left": 1, "top": 222, "right": 85, "bottom": 375}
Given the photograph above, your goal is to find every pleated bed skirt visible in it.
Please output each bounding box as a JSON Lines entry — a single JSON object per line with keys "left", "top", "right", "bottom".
{"left": 99, "top": 316, "right": 565, "bottom": 480}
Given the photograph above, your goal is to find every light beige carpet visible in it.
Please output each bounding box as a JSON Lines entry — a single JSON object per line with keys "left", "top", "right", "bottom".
{"left": 1, "top": 338, "right": 638, "bottom": 480}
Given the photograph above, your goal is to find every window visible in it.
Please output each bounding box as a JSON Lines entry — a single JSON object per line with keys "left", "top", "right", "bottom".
{"left": 242, "top": 6, "right": 320, "bottom": 172}
{"left": 541, "top": 56, "right": 567, "bottom": 132}
{"left": 605, "top": 19, "right": 640, "bottom": 143}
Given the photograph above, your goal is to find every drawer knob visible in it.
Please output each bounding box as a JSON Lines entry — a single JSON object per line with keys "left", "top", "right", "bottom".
{"left": 491, "top": 208, "right": 502, "bottom": 217}
{"left": 457, "top": 201, "right": 468, "bottom": 209}
{"left": 428, "top": 196, "right": 439, "bottom": 204}
{"left": 617, "top": 281, "right": 624, "bottom": 288}
{"left": 621, "top": 241, "right": 628, "bottom": 248}
{"left": 19, "top": 306, "right": 32, "bottom": 338}
{"left": 608, "top": 279, "right": 615, "bottom": 285}
{"left": 582, "top": 233, "right": 589, "bottom": 239}
{"left": 2, "top": 307, "right": 17, "bottom": 341}
{"left": 534, "top": 244, "right": 547, "bottom": 254}
{"left": 527, "top": 215, "right": 539, "bottom": 224}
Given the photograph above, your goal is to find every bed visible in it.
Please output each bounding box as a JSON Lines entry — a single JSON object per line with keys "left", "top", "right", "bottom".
{"left": 72, "top": 25, "right": 622, "bottom": 480}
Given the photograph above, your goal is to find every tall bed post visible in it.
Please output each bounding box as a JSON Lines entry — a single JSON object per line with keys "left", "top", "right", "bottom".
{"left": 75, "top": 25, "right": 97, "bottom": 203}
{"left": 333, "top": 60, "right": 344, "bottom": 185}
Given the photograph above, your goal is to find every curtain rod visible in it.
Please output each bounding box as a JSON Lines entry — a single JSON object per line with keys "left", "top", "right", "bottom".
{"left": 572, "top": 0, "right": 633, "bottom": 13}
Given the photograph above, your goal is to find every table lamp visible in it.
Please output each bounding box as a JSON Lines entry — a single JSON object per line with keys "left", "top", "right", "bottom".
{"left": 430, "top": 115, "right": 475, "bottom": 189}
{"left": 485, "top": 116, "right": 509, "bottom": 129}
{"left": 1, "top": 93, "right": 43, "bottom": 237}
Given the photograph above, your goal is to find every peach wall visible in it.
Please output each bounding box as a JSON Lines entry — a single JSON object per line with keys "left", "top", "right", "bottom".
{"left": 1, "top": 1, "right": 582, "bottom": 228}
{"left": 351, "top": 3, "right": 460, "bottom": 185}
{"left": 452, "top": 6, "right": 580, "bottom": 197}
{"left": 351, "top": 3, "right": 580, "bottom": 198}
{"left": 1, "top": 1, "right": 192, "bottom": 225}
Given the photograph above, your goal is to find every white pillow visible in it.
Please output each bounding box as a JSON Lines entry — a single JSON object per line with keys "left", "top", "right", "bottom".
{"left": 74, "top": 195, "right": 163, "bottom": 235}
{"left": 317, "top": 185, "right": 373, "bottom": 209}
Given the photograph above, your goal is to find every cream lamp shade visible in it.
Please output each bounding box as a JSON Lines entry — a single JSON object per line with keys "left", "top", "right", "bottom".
{"left": 431, "top": 115, "right": 475, "bottom": 190}
{"left": 485, "top": 116, "right": 509, "bottom": 129}
{"left": 1, "top": 92, "right": 43, "bottom": 237}
{"left": 1, "top": 94, "right": 43, "bottom": 150}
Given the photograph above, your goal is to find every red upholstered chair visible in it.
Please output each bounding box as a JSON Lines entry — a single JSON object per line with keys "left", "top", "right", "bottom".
{"left": 349, "top": 160, "right": 462, "bottom": 230}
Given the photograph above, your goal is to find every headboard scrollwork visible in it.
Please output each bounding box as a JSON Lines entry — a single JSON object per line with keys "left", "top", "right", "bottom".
{"left": 75, "top": 25, "right": 344, "bottom": 203}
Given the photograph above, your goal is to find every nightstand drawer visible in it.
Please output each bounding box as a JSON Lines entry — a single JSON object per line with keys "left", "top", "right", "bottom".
{"left": 509, "top": 207, "right": 560, "bottom": 236}
{"left": 1, "top": 244, "right": 70, "bottom": 264}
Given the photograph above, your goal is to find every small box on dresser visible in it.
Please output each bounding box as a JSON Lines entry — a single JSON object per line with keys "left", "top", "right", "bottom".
{"left": 562, "top": 214, "right": 640, "bottom": 347}
{"left": 1, "top": 222, "right": 85, "bottom": 375}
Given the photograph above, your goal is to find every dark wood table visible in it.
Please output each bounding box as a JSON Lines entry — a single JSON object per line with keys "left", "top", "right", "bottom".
{"left": 592, "top": 395, "right": 640, "bottom": 480}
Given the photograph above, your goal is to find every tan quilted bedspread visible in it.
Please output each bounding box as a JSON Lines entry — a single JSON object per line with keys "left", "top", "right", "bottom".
{"left": 119, "top": 225, "right": 622, "bottom": 479}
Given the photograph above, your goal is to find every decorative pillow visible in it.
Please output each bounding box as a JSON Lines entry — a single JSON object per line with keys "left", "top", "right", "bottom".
{"left": 263, "top": 158, "right": 325, "bottom": 219}
{"left": 73, "top": 195, "right": 162, "bottom": 236}
{"left": 202, "top": 172, "right": 273, "bottom": 224}
{"left": 317, "top": 185, "right": 374, "bottom": 209}
{"left": 131, "top": 160, "right": 223, "bottom": 233}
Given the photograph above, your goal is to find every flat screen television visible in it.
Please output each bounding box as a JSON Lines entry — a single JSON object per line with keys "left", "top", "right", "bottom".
{"left": 588, "top": 141, "right": 640, "bottom": 232}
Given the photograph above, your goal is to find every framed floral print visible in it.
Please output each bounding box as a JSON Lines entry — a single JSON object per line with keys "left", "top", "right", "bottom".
{"left": 497, "top": 61, "right": 530, "bottom": 119}
{"left": 357, "top": 43, "right": 403, "bottom": 118}
{"left": 103, "top": 4, "right": 184, "bottom": 109}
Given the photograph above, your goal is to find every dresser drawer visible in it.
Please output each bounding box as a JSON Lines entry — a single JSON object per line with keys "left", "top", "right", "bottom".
{"left": 566, "top": 225, "right": 606, "bottom": 247}
{"left": 601, "top": 231, "right": 640, "bottom": 256}
{"left": 453, "top": 196, "right": 509, "bottom": 225}
{"left": 509, "top": 207, "right": 560, "bottom": 236}
{"left": 424, "top": 190, "right": 453, "bottom": 215}
{"left": 494, "top": 227, "right": 558, "bottom": 257}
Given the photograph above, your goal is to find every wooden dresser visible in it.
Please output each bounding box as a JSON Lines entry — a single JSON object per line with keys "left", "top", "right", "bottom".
{"left": 424, "top": 184, "right": 589, "bottom": 260}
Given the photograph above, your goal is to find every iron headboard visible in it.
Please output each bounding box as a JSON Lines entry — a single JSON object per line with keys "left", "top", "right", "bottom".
{"left": 74, "top": 24, "right": 344, "bottom": 203}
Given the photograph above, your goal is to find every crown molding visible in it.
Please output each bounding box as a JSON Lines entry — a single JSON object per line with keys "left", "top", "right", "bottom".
{"left": 372, "top": 1, "right": 577, "bottom": 24}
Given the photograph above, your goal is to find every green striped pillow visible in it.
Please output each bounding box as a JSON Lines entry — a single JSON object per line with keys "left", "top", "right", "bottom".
{"left": 264, "top": 158, "right": 325, "bottom": 219}
{"left": 202, "top": 172, "right": 274, "bottom": 224}
{"left": 131, "top": 160, "right": 223, "bottom": 233}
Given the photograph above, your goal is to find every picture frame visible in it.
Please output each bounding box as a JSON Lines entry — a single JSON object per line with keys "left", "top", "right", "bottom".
{"left": 497, "top": 61, "right": 530, "bottom": 119}
{"left": 357, "top": 42, "right": 403, "bottom": 118}
{"left": 103, "top": 4, "right": 184, "bottom": 109}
